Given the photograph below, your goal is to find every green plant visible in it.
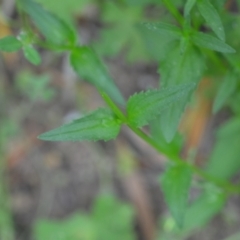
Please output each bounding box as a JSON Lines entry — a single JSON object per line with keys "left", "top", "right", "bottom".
{"left": 1, "top": 0, "right": 240, "bottom": 238}
{"left": 0, "top": 120, "right": 16, "bottom": 240}
{"left": 34, "top": 195, "right": 135, "bottom": 240}
{"left": 0, "top": 68, "right": 55, "bottom": 240}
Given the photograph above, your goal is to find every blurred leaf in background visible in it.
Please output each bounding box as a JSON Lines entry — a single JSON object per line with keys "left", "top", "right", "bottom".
{"left": 36, "top": 0, "right": 92, "bottom": 24}
{"left": 94, "top": 1, "right": 148, "bottom": 62}
{"left": 34, "top": 194, "right": 135, "bottom": 240}
{"left": 16, "top": 71, "right": 56, "bottom": 102}
{"left": 160, "top": 164, "right": 192, "bottom": 228}
{"left": 205, "top": 117, "right": 240, "bottom": 180}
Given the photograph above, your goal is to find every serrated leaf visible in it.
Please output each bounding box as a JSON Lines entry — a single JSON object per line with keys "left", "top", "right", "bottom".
{"left": 142, "top": 22, "right": 182, "bottom": 39}
{"left": 20, "top": 0, "right": 76, "bottom": 46}
{"left": 192, "top": 32, "right": 235, "bottom": 53}
{"left": 159, "top": 45, "right": 205, "bottom": 142}
{"left": 205, "top": 117, "right": 240, "bottom": 180}
{"left": 213, "top": 72, "right": 238, "bottom": 113}
{"left": 127, "top": 83, "right": 196, "bottom": 128}
{"left": 184, "top": 0, "right": 197, "bottom": 16}
{"left": 70, "top": 46, "right": 125, "bottom": 105}
{"left": 23, "top": 45, "right": 41, "bottom": 65}
{"left": 0, "top": 36, "right": 22, "bottom": 52}
{"left": 197, "top": 0, "right": 225, "bottom": 41}
{"left": 160, "top": 164, "right": 192, "bottom": 228}
{"left": 38, "top": 108, "right": 121, "bottom": 142}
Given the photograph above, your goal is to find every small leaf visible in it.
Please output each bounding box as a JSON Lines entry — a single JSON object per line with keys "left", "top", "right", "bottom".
{"left": 20, "top": 0, "right": 76, "bottom": 46}
{"left": 127, "top": 83, "right": 196, "bottom": 128}
{"left": 197, "top": 0, "right": 225, "bottom": 41}
{"left": 184, "top": 0, "right": 197, "bottom": 16}
{"left": 0, "top": 36, "right": 22, "bottom": 52}
{"left": 160, "top": 164, "right": 192, "bottom": 228}
{"left": 70, "top": 46, "right": 125, "bottom": 105}
{"left": 184, "top": 189, "right": 226, "bottom": 231}
{"left": 192, "top": 32, "right": 235, "bottom": 53}
{"left": 23, "top": 45, "right": 41, "bottom": 65}
{"left": 213, "top": 72, "right": 238, "bottom": 113}
{"left": 38, "top": 108, "right": 121, "bottom": 142}
{"left": 142, "top": 22, "right": 182, "bottom": 39}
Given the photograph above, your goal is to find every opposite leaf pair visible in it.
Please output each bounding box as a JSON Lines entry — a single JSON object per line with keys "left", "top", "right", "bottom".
{"left": 38, "top": 82, "right": 196, "bottom": 142}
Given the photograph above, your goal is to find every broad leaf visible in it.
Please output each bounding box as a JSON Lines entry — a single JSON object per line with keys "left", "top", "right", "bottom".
{"left": 20, "top": 0, "right": 76, "bottom": 46}
{"left": 160, "top": 164, "right": 192, "bottom": 228}
{"left": 184, "top": 0, "right": 197, "bottom": 16}
{"left": 70, "top": 46, "right": 125, "bottom": 105}
{"left": 23, "top": 45, "right": 41, "bottom": 65}
{"left": 197, "top": 0, "right": 225, "bottom": 41}
{"left": 142, "top": 22, "right": 182, "bottom": 39}
{"left": 213, "top": 72, "right": 238, "bottom": 113}
{"left": 0, "top": 36, "right": 22, "bottom": 52}
{"left": 38, "top": 108, "right": 121, "bottom": 142}
{"left": 159, "top": 45, "right": 205, "bottom": 142}
{"left": 192, "top": 32, "right": 235, "bottom": 53}
{"left": 127, "top": 83, "right": 196, "bottom": 128}
{"left": 205, "top": 117, "right": 240, "bottom": 180}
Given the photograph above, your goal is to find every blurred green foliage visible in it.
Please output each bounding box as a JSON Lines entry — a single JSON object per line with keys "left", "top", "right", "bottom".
{"left": 34, "top": 195, "right": 136, "bottom": 240}
{"left": 0, "top": 0, "right": 240, "bottom": 239}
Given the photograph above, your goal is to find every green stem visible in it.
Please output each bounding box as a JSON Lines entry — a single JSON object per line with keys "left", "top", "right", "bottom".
{"left": 102, "top": 92, "right": 240, "bottom": 195}
{"left": 132, "top": 125, "right": 240, "bottom": 194}
{"left": 162, "top": 0, "right": 184, "bottom": 26}
{"left": 131, "top": 124, "right": 240, "bottom": 194}
{"left": 128, "top": 124, "right": 179, "bottom": 163}
{"left": 100, "top": 91, "right": 127, "bottom": 123}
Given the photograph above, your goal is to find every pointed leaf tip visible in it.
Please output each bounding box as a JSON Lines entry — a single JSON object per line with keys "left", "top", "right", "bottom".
{"left": 192, "top": 32, "right": 235, "bottom": 53}
{"left": 38, "top": 108, "right": 122, "bottom": 142}
{"left": 197, "top": 0, "right": 225, "bottom": 41}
